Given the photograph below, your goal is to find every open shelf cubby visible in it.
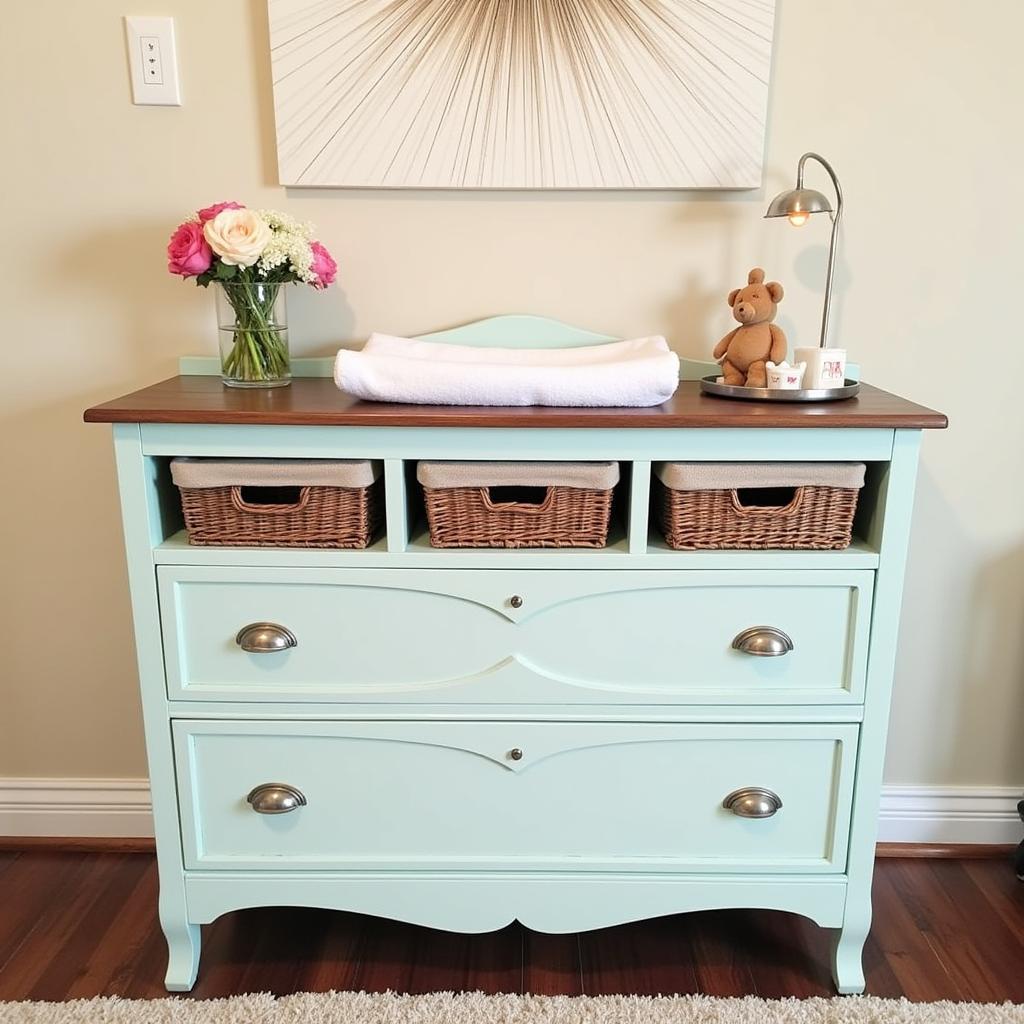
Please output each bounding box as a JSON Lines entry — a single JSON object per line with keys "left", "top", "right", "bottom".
{"left": 148, "top": 455, "right": 883, "bottom": 569}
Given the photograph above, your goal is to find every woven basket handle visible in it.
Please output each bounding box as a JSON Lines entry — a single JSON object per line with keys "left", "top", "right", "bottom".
{"left": 729, "top": 486, "right": 805, "bottom": 517}
{"left": 480, "top": 486, "right": 555, "bottom": 515}
{"left": 230, "top": 485, "right": 312, "bottom": 515}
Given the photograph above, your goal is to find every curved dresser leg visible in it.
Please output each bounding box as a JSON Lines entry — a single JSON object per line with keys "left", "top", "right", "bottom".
{"left": 831, "top": 918, "right": 868, "bottom": 995}
{"left": 163, "top": 920, "right": 200, "bottom": 992}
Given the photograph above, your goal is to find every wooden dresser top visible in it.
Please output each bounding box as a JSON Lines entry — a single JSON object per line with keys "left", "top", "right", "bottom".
{"left": 84, "top": 375, "right": 947, "bottom": 430}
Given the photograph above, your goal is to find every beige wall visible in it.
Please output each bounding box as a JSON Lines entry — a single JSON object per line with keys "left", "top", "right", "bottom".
{"left": 2, "top": 1, "right": 1021, "bottom": 787}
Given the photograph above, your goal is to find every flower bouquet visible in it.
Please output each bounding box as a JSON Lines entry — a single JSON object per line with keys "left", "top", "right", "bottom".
{"left": 167, "top": 201, "right": 337, "bottom": 387}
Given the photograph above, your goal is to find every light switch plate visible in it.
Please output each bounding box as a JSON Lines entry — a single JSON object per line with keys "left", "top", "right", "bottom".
{"left": 125, "top": 16, "right": 181, "bottom": 106}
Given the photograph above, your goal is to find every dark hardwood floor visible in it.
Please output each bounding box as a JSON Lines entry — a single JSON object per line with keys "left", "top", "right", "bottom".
{"left": 0, "top": 851, "right": 1021, "bottom": 1002}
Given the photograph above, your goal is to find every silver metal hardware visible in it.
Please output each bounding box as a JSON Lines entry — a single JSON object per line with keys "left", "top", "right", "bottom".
{"left": 508, "top": 748, "right": 523, "bottom": 761}
{"left": 246, "top": 783, "right": 307, "bottom": 814}
{"left": 509, "top": 595, "right": 524, "bottom": 609}
{"left": 722, "top": 787, "right": 783, "bottom": 818}
{"left": 235, "top": 622, "right": 297, "bottom": 653}
{"left": 700, "top": 375, "right": 859, "bottom": 403}
{"left": 731, "top": 626, "right": 794, "bottom": 657}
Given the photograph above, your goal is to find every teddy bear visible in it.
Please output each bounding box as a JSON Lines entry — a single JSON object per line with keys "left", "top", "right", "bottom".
{"left": 712, "top": 268, "right": 787, "bottom": 388}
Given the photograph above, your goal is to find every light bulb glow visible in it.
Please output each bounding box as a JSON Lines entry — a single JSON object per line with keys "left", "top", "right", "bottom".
{"left": 788, "top": 212, "right": 810, "bottom": 227}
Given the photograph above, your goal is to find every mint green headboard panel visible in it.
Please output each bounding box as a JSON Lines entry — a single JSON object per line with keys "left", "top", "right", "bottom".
{"left": 179, "top": 314, "right": 718, "bottom": 380}
{"left": 415, "top": 314, "right": 615, "bottom": 348}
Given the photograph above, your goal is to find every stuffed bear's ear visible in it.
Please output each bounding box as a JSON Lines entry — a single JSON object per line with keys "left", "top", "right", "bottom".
{"left": 728, "top": 287, "right": 741, "bottom": 307}
{"left": 766, "top": 281, "right": 784, "bottom": 302}
{"left": 748, "top": 267, "right": 766, "bottom": 285}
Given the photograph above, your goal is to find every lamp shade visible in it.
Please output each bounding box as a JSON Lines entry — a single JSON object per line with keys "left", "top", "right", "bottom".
{"left": 765, "top": 187, "right": 833, "bottom": 219}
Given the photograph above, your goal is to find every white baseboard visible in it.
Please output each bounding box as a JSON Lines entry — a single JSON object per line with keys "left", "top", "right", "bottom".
{"left": 877, "top": 785, "right": 1023, "bottom": 845}
{"left": 1, "top": 778, "right": 1021, "bottom": 845}
{"left": 0, "top": 778, "right": 154, "bottom": 838}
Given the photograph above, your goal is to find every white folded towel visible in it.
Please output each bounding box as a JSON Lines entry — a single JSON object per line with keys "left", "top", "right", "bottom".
{"left": 334, "top": 333, "right": 680, "bottom": 407}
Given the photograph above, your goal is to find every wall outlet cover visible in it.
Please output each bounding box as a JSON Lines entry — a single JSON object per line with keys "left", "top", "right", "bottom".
{"left": 125, "top": 16, "right": 181, "bottom": 106}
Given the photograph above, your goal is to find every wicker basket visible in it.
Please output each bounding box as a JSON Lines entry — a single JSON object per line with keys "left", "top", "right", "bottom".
{"left": 417, "top": 461, "right": 619, "bottom": 549}
{"left": 170, "top": 459, "right": 383, "bottom": 549}
{"left": 656, "top": 462, "right": 865, "bottom": 550}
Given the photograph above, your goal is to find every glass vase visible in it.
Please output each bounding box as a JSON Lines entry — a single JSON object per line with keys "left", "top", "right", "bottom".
{"left": 215, "top": 281, "right": 291, "bottom": 388}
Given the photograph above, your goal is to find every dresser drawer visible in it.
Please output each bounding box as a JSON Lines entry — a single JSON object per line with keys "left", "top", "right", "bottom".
{"left": 173, "top": 720, "right": 857, "bottom": 872}
{"left": 158, "top": 567, "right": 872, "bottom": 704}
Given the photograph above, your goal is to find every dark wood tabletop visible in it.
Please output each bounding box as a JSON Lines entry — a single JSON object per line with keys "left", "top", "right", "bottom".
{"left": 84, "top": 375, "right": 947, "bottom": 430}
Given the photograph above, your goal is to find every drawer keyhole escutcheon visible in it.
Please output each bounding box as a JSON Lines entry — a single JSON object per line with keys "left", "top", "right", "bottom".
{"left": 722, "top": 787, "right": 783, "bottom": 818}
{"left": 509, "top": 595, "right": 524, "bottom": 609}
{"left": 235, "top": 622, "right": 298, "bottom": 653}
{"left": 247, "top": 783, "right": 307, "bottom": 814}
{"left": 731, "top": 626, "right": 794, "bottom": 657}
{"left": 508, "top": 748, "right": 524, "bottom": 761}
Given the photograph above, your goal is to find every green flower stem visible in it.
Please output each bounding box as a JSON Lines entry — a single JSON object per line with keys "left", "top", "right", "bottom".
{"left": 219, "top": 280, "right": 289, "bottom": 383}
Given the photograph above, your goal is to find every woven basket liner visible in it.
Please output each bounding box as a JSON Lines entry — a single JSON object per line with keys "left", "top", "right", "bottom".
{"left": 417, "top": 461, "right": 619, "bottom": 490}
{"left": 178, "top": 478, "right": 383, "bottom": 549}
{"left": 171, "top": 458, "right": 380, "bottom": 489}
{"left": 423, "top": 483, "right": 614, "bottom": 549}
{"left": 656, "top": 461, "right": 865, "bottom": 491}
{"left": 656, "top": 479, "right": 859, "bottom": 551}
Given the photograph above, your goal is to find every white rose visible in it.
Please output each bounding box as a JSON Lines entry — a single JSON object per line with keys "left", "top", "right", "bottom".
{"left": 203, "top": 208, "right": 272, "bottom": 267}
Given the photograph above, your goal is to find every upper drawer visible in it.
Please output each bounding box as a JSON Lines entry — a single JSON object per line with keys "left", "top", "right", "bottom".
{"left": 173, "top": 719, "right": 858, "bottom": 873}
{"left": 158, "top": 566, "right": 872, "bottom": 705}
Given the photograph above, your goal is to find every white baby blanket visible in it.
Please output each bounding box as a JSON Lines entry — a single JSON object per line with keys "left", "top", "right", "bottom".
{"left": 334, "top": 333, "right": 680, "bottom": 407}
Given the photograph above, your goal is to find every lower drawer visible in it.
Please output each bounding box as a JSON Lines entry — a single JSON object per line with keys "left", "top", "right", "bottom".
{"left": 173, "top": 720, "right": 857, "bottom": 873}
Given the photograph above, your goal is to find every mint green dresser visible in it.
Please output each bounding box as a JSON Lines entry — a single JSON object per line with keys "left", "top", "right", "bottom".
{"left": 85, "top": 316, "right": 946, "bottom": 994}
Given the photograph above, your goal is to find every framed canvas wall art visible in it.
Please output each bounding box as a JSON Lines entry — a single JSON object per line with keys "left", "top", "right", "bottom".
{"left": 268, "top": 1, "right": 777, "bottom": 190}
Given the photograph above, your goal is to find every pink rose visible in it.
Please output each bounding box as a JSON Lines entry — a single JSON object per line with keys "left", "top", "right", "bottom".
{"left": 197, "top": 200, "right": 244, "bottom": 223}
{"left": 309, "top": 240, "right": 337, "bottom": 289}
{"left": 166, "top": 221, "right": 212, "bottom": 277}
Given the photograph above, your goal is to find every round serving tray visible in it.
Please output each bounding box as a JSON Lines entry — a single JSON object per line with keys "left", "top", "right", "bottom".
{"left": 700, "top": 376, "right": 860, "bottom": 403}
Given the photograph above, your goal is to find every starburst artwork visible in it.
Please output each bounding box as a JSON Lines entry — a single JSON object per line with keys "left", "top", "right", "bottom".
{"left": 267, "top": 0, "right": 777, "bottom": 189}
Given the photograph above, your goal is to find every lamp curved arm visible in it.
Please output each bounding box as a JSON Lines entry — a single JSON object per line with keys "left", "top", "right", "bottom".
{"left": 796, "top": 152, "right": 843, "bottom": 349}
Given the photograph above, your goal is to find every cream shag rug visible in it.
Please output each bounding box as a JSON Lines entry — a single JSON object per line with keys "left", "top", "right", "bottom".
{"left": 1, "top": 992, "right": 1023, "bottom": 1024}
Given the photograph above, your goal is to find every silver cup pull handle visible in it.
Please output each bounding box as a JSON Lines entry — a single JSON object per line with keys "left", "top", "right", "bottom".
{"left": 247, "top": 783, "right": 306, "bottom": 814}
{"left": 731, "top": 626, "right": 794, "bottom": 657}
{"left": 235, "top": 622, "right": 297, "bottom": 653}
{"left": 723, "top": 787, "right": 783, "bottom": 818}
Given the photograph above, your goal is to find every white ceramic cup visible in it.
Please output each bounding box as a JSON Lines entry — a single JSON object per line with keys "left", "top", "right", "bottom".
{"left": 765, "top": 361, "right": 806, "bottom": 389}
{"left": 795, "top": 347, "right": 847, "bottom": 390}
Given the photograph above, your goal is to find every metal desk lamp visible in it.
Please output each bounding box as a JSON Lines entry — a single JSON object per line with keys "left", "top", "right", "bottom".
{"left": 765, "top": 152, "right": 843, "bottom": 350}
